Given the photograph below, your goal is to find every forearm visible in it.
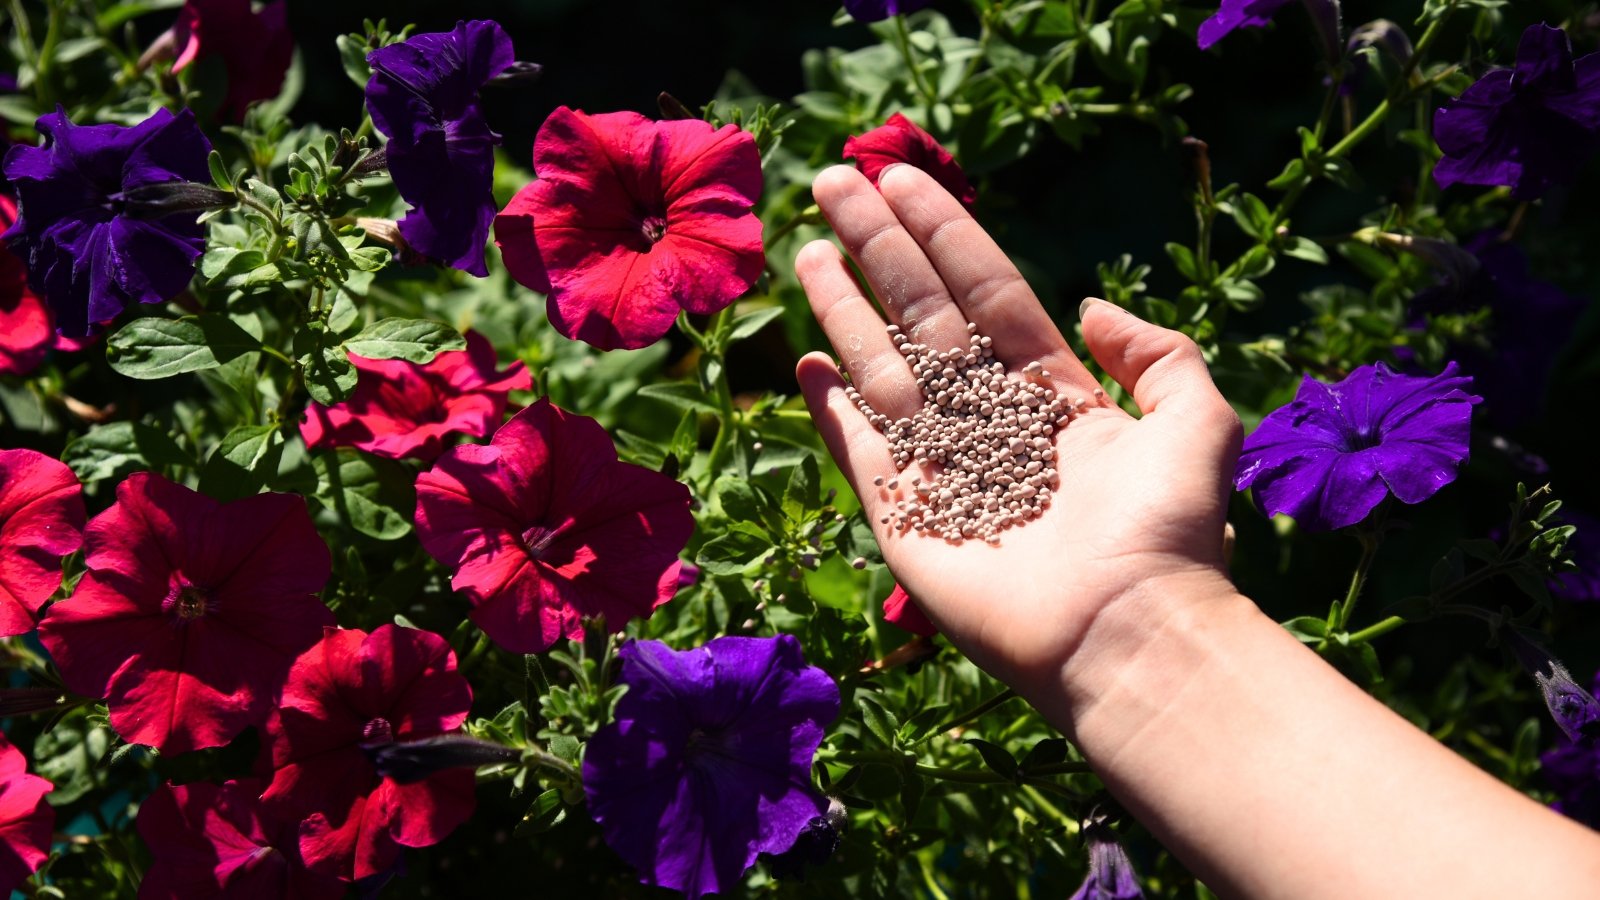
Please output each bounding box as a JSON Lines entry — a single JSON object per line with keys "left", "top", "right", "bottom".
{"left": 1042, "top": 573, "right": 1600, "bottom": 899}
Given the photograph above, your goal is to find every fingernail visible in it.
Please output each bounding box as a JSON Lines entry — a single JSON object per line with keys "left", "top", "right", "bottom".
{"left": 1078, "top": 296, "right": 1128, "bottom": 321}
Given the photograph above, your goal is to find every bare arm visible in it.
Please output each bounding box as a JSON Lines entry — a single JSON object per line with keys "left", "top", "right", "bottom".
{"left": 794, "top": 162, "right": 1600, "bottom": 899}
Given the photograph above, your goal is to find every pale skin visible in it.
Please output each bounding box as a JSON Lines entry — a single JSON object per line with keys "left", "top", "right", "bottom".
{"left": 794, "top": 162, "right": 1600, "bottom": 899}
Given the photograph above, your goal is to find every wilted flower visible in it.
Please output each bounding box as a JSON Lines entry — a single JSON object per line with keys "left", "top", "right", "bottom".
{"left": 843, "top": 112, "right": 977, "bottom": 210}
{"left": 0, "top": 732, "right": 53, "bottom": 897}
{"left": 2, "top": 108, "right": 211, "bottom": 336}
{"left": 495, "top": 107, "right": 764, "bottom": 350}
{"left": 0, "top": 194, "right": 53, "bottom": 376}
{"left": 137, "top": 779, "right": 345, "bottom": 900}
{"left": 883, "top": 583, "right": 937, "bottom": 637}
{"left": 1234, "top": 362, "right": 1480, "bottom": 531}
{"left": 37, "top": 472, "right": 333, "bottom": 753}
{"left": 1541, "top": 666, "right": 1600, "bottom": 830}
{"left": 259, "top": 625, "right": 476, "bottom": 881}
{"left": 583, "top": 636, "right": 840, "bottom": 897}
{"left": 1070, "top": 822, "right": 1143, "bottom": 900}
{"left": 0, "top": 448, "right": 84, "bottom": 637}
{"left": 415, "top": 398, "right": 693, "bottom": 652}
{"left": 842, "top": 0, "right": 932, "bottom": 24}
{"left": 300, "top": 330, "right": 530, "bottom": 461}
{"left": 1434, "top": 24, "right": 1600, "bottom": 199}
{"left": 164, "top": 0, "right": 292, "bottom": 122}
{"left": 1535, "top": 663, "right": 1600, "bottom": 745}
{"left": 366, "top": 20, "right": 515, "bottom": 276}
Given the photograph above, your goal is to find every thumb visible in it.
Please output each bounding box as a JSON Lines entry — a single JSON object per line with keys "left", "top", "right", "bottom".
{"left": 1079, "top": 297, "right": 1233, "bottom": 421}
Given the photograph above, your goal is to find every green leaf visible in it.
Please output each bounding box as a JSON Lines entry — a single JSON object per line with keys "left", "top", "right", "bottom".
{"left": 516, "top": 789, "right": 568, "bottom": 836}
{"left": 1230, "top": 192, "right": 1273, "bottom": 240}
{"left": 638, "top": 381, "right": 718, "bottom": 414}
{"left": 782, "top": 454, "right": 821, "bottom": 521}
{"left": 695, "top": 529, "right": 772, "bottom": 576}
{"left": 1280, "top": 616, "right": 1327, "bottom": 643}
{"left": 856, "top": 694, "right": 900, "bottom": 748}
{"left": 335, "top": 33, "right": 373, "bottom": 89}
{"left": 727, "top": 306, "right": 786, "bottom": 342}
{"left": 1266, "top": 158, "right": 1307, "bottom": 191}
{"left": 106, "top": 316, "right": 261, "bottom": 379}
{"left": 1282, "top": 236, "right": 1329, "bottom": 264}
{"left": 1019, "top": 738, "right": 1068, "bottom": 771}
{"left": 295, "top": 327, "right": 360, "bottom": 406}
{"left": 965, "top": 738, "right": 1018, "bottom": 780}
{"left": 342, "top": 317, "right": 465, "bottom": 363}
{"left": 62, "top": 422, "right": 191, "bottom": 483}
{"left": 716, "top": 477, "right": 766, "bottom": 524}
{"left": 1164, "top": 242, "right": 1200, "bottom": 283}
{"left": 207, "top": 150, "right": 234, "bottom": 192}
{"left": 895, "top": 703, "right": 953, "bottom": 746}
{"left": 97, "top": 0, "right": 185, "bottom": 31}
{"left": 198, "top": 424, "right": 284, "bottom": 501}
{"left": 313, "top": 450, "right": 415, "bottom": 540}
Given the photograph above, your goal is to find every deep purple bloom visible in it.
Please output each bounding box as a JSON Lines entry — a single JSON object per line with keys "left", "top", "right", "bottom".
{"left": 1197, "top": 0, "right": 1292, "bottom": 50}
{"left": 1434, "top": 24, "right": 1600, "bottom": 199}
{"left": 842, "top": 0, "right": 931, "bottom": 22}
{"left": 765, "top": 798, "right": 846, "bottom": 881}
{"left": 583, "top": 635, "right": 840, "bottom": 898}
{"left": 1070, "top": 824, "right": 1143, "bottom": 900}
{"left": 366, "top": 20, "right": 515, "bottom": 277}
{"left": 1552, "top": 510, "right": 1600, "bottom": 603}
{"left": 1, "top": 108, "right": 210, "bottom": 336}
{"left": 1543, "top": 667, "right": 1600, "bottom": 830}
{"left": 1407, "top": 233, "right": 1585, "bottom": 429}
{"left": 1234, "top": 362, "right": 1480, "bottom": 532}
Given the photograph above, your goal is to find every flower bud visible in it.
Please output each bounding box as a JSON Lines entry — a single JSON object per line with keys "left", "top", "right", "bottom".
{"left": 361, "top": 734, "right": 521, "bottom": 784}
{"left": 1071, "top": 821, "right": 1143, "bottom": 900}
{"left": 109, "top": 181, "right": 236, "bottom": 220}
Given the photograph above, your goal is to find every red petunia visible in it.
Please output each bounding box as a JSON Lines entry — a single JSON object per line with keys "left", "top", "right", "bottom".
{"left": 37, "top": 473, "right": 333, "bottom": 754}
{"left": 0, "top": 731, "right": 53, "bottom": 896}
{"left": 494, "top": 107, "right": 765, "bottom": 351}
{"left": 137, "top": 779, "right": 344, "bottom": 900}
{"left": 259, "top": 625, "right": 475, "bottom": 882}
{"left": 843, "top": 112, "right": 978, "bottom": 210}
{"left": 1, "top": 194, "right": 53, "bottom": 376}
{"left": 415, "top": 397, "right": 694, "bottom": 653}
{"left": 883, "top": 583, "right": 938, "bottom": 637}
{"left": 0, "top": 448, "right": 84, "bottom": 637}
{"left": 300, "top": 330, "right": 531, "bottom": 462}
{"left": 168, "top": 0, "right": 293, "bottom": 122}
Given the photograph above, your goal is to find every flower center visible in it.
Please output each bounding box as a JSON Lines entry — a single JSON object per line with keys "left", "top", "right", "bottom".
{"left": 362, "top": 717, "right": 394, "bottom": 745}
{"left": 1347, "top": 423, "right": 1382, "bottom": 451}
{"left": 640, "top": 215, "right": 668, "bottom": 244}
{"left": 162, "top": 579, "right": 213, "bottom": 621}
{"left": 521, "top": 524, "right": 562, "bottom": 560}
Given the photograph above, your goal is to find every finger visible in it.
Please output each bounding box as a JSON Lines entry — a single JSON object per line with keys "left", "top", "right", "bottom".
{"left": 811, "top": 166, "right": 972, "bottom": 354}
{"left": 1079, "top": 297, "right": 1240, "bottom": 431}
{"left": 876, "top": 163, "right": 1100, "bottom": 396}
{"left": 795, "top": 240, "right": 924, "bottom": 420}
{"left": 795, "top": 352, "right": 897, "bottom": 522}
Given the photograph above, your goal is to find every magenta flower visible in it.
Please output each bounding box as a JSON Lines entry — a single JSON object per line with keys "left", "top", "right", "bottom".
{"left": 0, "top": 732, "right": 53, "bottom": 896}
{"left": 583, "top": 636, "right": 840, "bottom": 897}
{"left": 300, "top": 330, "right": 530, "bottom": 462}
{"left": 168, "top": 0, "right": 292, "bottom": 122}
{"left": 366, "top": 20, "right": 515, "bottom": 276}
{"left": 843, "top": 113, "right": 977, "bottom": 210}
{"left": 883, "top": 583, "right": 937, "bottom": 637}
{"left": 0, "top": 448, "right": 84, "bottom": 637}
{"left": 415, "top": 398, "right": 694, "bottom": 653}
{"left": 842, "top": 0, "right": 931, "bottom": 22}
{"left": 2, "top": 108, "right": 211, "bottom": 336}
{"left": 1233, "top": 362, "right": 1480, "bottom": 532}
{"left": 1435, "top": 24, "right": 1600, "bottom": 200}
{"left": 259, "top": 625, "right": 475, "bottom": 882}
{"left": 0, "top": 194, "right": 53, "bottom": 376}
{"left": 494, "top": 108, "right": 764, "bottom": 350}
{"left": 137, "top": 779, "right": 344, "bottom": 900}
{"left": 37, "top": 473, "right": 333, "bottom": 753}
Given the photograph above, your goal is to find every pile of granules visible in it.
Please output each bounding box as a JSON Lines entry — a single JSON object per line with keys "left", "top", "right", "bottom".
{"left": 846, "top": 322, "right": 1080, "bottom": 544}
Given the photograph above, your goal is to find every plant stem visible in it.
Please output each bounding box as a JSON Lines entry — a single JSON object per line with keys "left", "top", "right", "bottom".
{"left": 894, "top": 14, "right": 938, "bottom": 106}
{"left": 932, "top": 688, "right": 1018, "bottom": 737}
{"left": 1334, "top": 516, "right": 1385, "bottom": 632}
{"left": 1347, "top": 615, "right": 1405, "bottom": 644}
{"left": 704, "top": 307, "right": 738, "bottom": 476}
{"left": 766, "top": 204, "right": 821, "bottom": 246}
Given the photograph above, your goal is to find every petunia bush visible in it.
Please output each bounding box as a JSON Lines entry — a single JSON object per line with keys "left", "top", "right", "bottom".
{"left": 0, "top": 1, "right": 1597, "bottom": 897}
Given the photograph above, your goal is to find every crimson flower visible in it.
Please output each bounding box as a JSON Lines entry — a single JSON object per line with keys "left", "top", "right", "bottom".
{"left": 1, "top": 194, "right": 53, "bottom": 376}
{"left": 0, "top": 448, "right": 84, "bottom": 637}
{"left": 168, "top": 0, "right": 292, "bottom": 122}
{"left": 0, "top": 732, "right": 53, "bottom": 896}
{"left": 37, "top": 473, "right": 333, "bottom": 753}
{"left": 494, "top": 107, "right": 764, "bottom": 351}
{"left": 300, "top": 330, "right": 530, "bottom": 462}
{"left": 415, "top": 398, "right": 694, "bottom": 653}
{"left": 883, "top": 583, "right": 937, "bottom": 637}
{"left": 259, "top": 625, "right": 475, "bottom": 881}
{"left": 844, "top": 113, "right": 977, "bottom": 210}
{"left": 137, "top": 779, "right": 344, "bottom": 900}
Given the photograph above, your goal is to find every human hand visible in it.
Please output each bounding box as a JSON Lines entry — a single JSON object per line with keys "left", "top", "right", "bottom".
{"left": 795, "top": 164, "right": 1243, "bottom": 712}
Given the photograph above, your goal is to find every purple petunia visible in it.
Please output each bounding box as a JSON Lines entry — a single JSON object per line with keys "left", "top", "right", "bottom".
{"left": 1, "top": 108, "right": 211, "bottom": 336}
{"left": 582, "top": 635, "right": 840, "bottom": 898}
{"left": 1552, "top": 509, "right": 1600, "bottom": 603}
{"left": 1434, "top": 24, "right": 1600, "bottom": 200}
{"left": 1542, "top": 666, "right": 1600, "bottom": 830}
{"left": 1234, "top": 362, "right": 1480, "bottom": 532}
{"left": 1197, "top": 0, "right": 1290, "bottom": 50}
{"left": 842, "top": 0, "right": 931, "bottom": 23}
{"left": 366, "top": 20, "right": 515, "bottom": 277}
{"left": 1070, "top": 823, "right": 1144, "bottom": 900}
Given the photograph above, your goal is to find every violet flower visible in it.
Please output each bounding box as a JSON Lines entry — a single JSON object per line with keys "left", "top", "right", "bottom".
{"left": 1551, "top": 509, "right": 1600, "bottom": 603}
{"left": 1, "top": 107, "right": 211, "bottom": 336}
{"left": 1542, "top": 665, "right": 1600, "bottom": 830}
{"left": 1234, "top": 362, "right": 1480, "bottom": 532}
{"left": 365, "top": 20, "right": 515, "bottom": 276}
{"left": 583, "top": 635, "right": 840, "bottom": 898}
{"left": 1198, "top": 0, "right": 1340, "bottom": 54}
{"left": 1434, "top": 24, "right": 1600, "bottom": 199}
{"left": 842, "top": 0, "right": 931, "bottom": 23}
{"left": 1070, "top": 823, "right": 1144, "bottom": 900}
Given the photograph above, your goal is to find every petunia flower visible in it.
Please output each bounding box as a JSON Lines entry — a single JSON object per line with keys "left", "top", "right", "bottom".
{"left": 1233, "top": 362, "right": 1480, "bottom": 532}
{"left": 167, "top": 0, "right": 293, "bottom": 122}
{"left": 1407, "top": 233, "right": 1584, "bottom": 429}
{"left": 1197, "top": 0, "right": 1293, "bottom": 50}
{"left": 1, "top": 107, "right": 211, "bottom": 336}
{"left": 883, "top": 583, "right": 938, "bottom": 637}
{"left": 259, "top": 625, "right": 476, "bottom": 882}
{"left": 37, "top": 472, "right": 333, "bottom": 754}
{"left": 300, "top": 330, "right": 530, "bottom": 462}
{"left": 0, "top": 194, "right": 53, "bottom": 376}
{"left": 1070, "top": 823, "right": 1144, "bottom": 900}
{"left": 1552, "top": 510, "right": 1600, "bottom": 603}
{"left": 414, "top": 397, "right": 694, "bottom": 653}
{"left": 1434, "top": 24, "right": 1600, "bottom": 200}
{"left": 137, "top": 779, "right": 345, "bottom": 900}
{"left": 1542, "top": 667, "right": 1600, "bottom": 830}
{"left": 494, "top": 107, "right": 765, "bottom": 351}
{"left": 843, "top": 113, "right": 977, "bottom": 210}
{"left": 841, "top": 0, "right": 931, "bottom": 23}
{"left": 366, "top": 19, "right": 515, "bottom": 276}
{"left": 0, "top": 731, "right": 53, "bottom": 896}
{"left": 0, "top": 448, "right": 85, "bottom": 637}
{"left": 583, "top": 635, "right": 840, "bottom": 898}
{"left": 1534, "top": 662, "right": 1600, "bottom": 746}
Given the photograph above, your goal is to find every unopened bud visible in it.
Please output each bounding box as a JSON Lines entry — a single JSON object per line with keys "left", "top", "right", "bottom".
{"left": 111, "top": 181, "right": 236, "bottom": 220}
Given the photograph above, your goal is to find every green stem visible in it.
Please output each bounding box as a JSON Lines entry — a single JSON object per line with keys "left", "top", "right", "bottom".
{"left": 1023, "top": 759, "right": 1092, "bottom": 776}
{"left": 235, "top": 192, "right": 284, "bottom": 233}
{"left": 1334, "top": 524, "right": 1383, "bottom": 632}
{"left": 766, "top": 204, "right": 821, "bottom": 246}
{"left": 1347, "top": 615, "right": 1405, "bottom": 644}
{"left": 894, "top": 14, "right": 937, "bottom": 106}
{"left": 931, "top": 688, "right": 1018, "bottom": 737}
{"left": 1325, "top": 97, "right": 1391, "bottom": 161}
{"left": 704, "top": 308, "right": 738, "bottom": 476}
